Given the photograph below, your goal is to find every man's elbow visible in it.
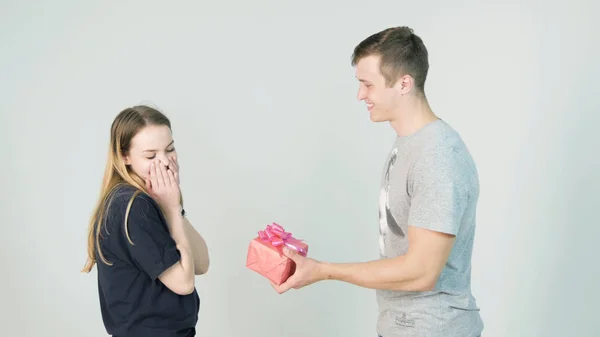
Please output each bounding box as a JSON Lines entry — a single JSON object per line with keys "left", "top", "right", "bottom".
{"left": 414, "top": 271, "right": 440, "bottom": 291}
{"left": 416, "top": 280, "right": 436, "bottom": 291}
{"left": 390, "top": 265, "right": 440, "bottom": 292}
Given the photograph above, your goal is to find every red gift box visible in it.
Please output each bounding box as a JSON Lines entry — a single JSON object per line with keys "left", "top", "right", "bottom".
{"left": 246, "top": 222, "right": 309, "bottom": 285}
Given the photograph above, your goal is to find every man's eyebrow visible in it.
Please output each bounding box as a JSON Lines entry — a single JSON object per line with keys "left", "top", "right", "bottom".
{"left": 142, "top": 140, "right": 175, "bottom": 153}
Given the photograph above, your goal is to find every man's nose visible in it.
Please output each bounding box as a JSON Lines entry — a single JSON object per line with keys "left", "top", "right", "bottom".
{"left": 357, "top": 88, "right": 366, "bottom": 101}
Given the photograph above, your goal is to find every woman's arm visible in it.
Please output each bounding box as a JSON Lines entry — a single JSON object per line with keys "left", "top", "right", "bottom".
{"left": 158, "top": 208, "right": 196, "bottom": 295}
{"left": 164, "top": 157, "right": 209, "bottom": 275}
{"left": 183, "top": 217, "right": 210, "bottom": 275}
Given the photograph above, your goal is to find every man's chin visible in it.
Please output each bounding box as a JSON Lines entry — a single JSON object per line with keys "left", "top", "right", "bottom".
{"left": 369, "top": 113, "right": 387, "bottom": 123}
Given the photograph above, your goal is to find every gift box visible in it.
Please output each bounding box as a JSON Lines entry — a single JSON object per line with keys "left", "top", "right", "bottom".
{"left": 246, "top": 222, "right": 309, "bottom": 285}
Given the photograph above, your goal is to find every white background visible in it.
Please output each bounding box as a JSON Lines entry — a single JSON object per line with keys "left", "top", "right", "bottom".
{"left": 1, "top": 1, "right": 599, "bottom": 336}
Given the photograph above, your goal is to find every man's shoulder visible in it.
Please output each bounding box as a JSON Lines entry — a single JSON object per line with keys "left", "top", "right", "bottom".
{"left": 413, "top": 120, "right": 464, "bottom": 149}
{"left": 411, "top": 121, "right": 476, "bottom": 173}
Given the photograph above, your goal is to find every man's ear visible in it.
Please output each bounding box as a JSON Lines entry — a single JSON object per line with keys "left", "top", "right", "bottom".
{"left": 395, "top": 74, "right": 414, "bottom": 95}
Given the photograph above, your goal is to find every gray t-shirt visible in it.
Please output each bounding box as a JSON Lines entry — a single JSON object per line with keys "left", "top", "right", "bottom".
{"left": 376, "top": 119, "right": 484, "bottom": 337}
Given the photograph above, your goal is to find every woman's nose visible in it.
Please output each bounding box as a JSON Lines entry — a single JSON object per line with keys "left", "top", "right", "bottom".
{"left": 157, "top": 155, "right": 170, "bottom": 168}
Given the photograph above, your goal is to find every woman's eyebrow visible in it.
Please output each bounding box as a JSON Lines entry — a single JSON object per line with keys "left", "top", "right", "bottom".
{"left": 142, "top": 140, "right": 175, "bottom": 153}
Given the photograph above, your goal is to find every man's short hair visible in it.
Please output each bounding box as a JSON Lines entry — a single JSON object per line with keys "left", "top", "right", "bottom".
{"left": 351, "top": 26, "right": 429, "bottom": 93}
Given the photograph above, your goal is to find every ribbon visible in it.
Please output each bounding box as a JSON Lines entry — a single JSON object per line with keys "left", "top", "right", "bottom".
{"left": 258, "top": 222, "right": 307, "bottom": 256}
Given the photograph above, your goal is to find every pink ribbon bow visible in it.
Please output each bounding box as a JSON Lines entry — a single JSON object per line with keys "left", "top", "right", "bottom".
{"left": 258, "top": 222, "right": 307, "bottom": 256}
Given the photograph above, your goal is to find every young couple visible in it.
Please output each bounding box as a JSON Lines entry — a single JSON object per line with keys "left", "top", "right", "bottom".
{"left": 82, "top": 26, "right": 484, "bottom": 337}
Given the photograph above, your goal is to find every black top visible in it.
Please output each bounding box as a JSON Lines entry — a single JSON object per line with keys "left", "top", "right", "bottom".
{"left": 95, "top": 184, "right": 199, "bottom": 337}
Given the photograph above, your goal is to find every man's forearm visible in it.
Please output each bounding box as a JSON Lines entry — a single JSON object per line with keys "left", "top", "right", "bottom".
{"left": 318, "top": 255, "right": 434, "bottom": 292}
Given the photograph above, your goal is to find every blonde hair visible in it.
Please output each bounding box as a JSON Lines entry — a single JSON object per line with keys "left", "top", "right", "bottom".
{"left": 81, "top": 105, "right": 179, "bottom": 273}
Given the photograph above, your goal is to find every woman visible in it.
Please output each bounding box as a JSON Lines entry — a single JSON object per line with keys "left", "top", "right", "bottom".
{"left": 82, "top": 105, "right": 210, "bottom": 337}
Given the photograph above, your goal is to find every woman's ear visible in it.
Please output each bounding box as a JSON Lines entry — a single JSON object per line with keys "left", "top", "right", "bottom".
{"left": 123, "top": 155, "right": 131, "bottom": 165}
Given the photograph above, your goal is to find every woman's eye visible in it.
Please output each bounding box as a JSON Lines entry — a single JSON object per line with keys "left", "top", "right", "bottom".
{"left": 166, "top": 148, "right": 175, "bottom": 153}
{"left": 146, "top": 155, "right": 156, "bottom": 160}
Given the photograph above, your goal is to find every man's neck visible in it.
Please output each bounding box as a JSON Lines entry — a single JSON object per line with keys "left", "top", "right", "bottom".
{"left": 390, "top": 96, "right": 438, "bottom": 137}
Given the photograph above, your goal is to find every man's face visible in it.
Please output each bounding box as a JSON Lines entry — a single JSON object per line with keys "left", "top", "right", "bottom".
{"left": 355, "top": 55, "right": 403, "bottom": 123}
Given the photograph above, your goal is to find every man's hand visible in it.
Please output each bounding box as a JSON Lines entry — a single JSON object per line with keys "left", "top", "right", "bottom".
{"left": 270, "top": 247, "right": 326, "bottom": 294}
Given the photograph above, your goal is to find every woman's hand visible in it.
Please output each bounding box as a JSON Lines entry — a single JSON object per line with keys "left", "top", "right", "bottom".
{"left": 168, "top": 156, "right": 180, "bottom": 185}
{"left": 145, "top": 160, "right": 181, "bottom": 214}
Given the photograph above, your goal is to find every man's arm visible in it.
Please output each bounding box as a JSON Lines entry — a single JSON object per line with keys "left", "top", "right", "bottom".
{"left": 182, "top": 217, "right": 210, "bottom": 275}
{"left": 319, "top": 226, "right": 454, "bottom": 291}
{"left": 273, "top": 226, "right": 454, "bottom": 293}
{"left": 271, "top": 146, "right": 466, "bottom": 294}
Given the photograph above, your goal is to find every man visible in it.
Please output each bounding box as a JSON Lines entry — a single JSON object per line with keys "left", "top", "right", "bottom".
{"left": 271, "top": 26, "right": 484, "bottom": 337}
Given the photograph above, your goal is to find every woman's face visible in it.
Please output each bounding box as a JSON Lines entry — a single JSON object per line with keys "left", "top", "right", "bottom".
{"left": 123, "top": 124, "right": 177, "bottom": 181}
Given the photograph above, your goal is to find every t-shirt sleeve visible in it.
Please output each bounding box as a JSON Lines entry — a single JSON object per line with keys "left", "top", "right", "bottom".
{"left": 408, "top": 146, "right": 471, "bottom": 235}
{"left": 123, "top": 194, "right": 181, "bottom": 280}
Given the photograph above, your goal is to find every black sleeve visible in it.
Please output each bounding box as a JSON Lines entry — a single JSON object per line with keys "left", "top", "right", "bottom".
{"left": 124, "top": 193, "right": 181, "bottom": 280}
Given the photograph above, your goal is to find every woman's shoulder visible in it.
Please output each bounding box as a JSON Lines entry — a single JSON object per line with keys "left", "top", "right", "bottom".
{"left": 106, "top": 183, "right": 158, "bottom": 214}
{"left": 101, "top": 184, "right": 163, "bottom": 236}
